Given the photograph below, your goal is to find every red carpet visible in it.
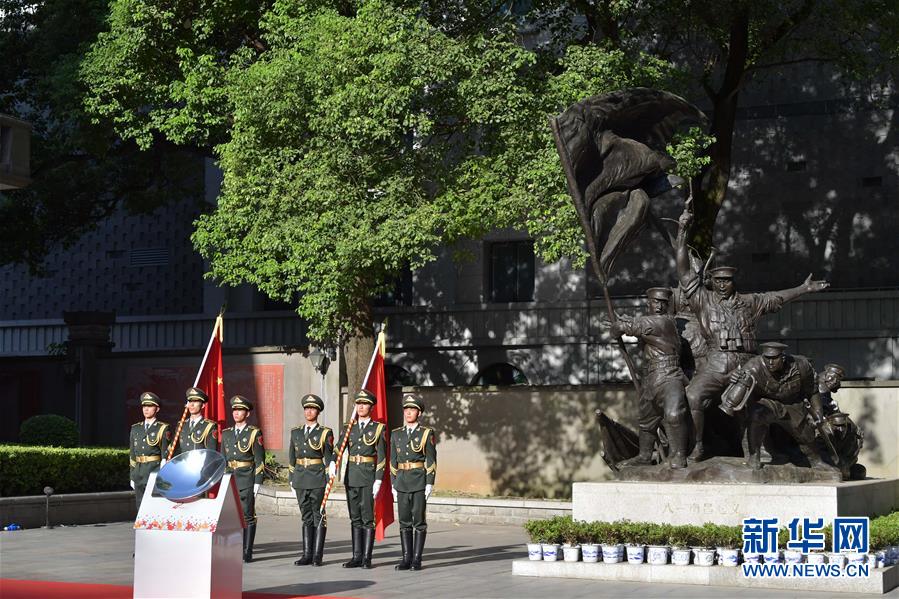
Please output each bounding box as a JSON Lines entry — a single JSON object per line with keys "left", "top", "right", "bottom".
{"left": 0, "top": 579, "right": 360, "bottom": 599}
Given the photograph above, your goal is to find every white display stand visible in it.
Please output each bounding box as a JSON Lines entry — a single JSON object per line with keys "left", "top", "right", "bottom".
{"left": 133, "top": 473, "right": 245, "bottom": 598}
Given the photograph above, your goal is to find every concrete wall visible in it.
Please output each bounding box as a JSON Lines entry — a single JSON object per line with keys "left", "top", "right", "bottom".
{"left": 0, "top": 491, "right": 135, "bottom": 529}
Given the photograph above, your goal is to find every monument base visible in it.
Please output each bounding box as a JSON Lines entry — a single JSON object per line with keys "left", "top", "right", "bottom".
{"left": 616, "top": 456, "right": 842, "bottom": 483}
{"left": 573, "top": 478, "right": 899, "bottom": 526}
{"left": 512, "top": 560, "right": 898, "bottom": 594}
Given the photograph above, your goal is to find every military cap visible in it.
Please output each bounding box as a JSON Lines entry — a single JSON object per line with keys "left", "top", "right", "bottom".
{"left": 230, "top": 395, "right": 253, "bottom": 411}
{"left": 186, "top": 387, "right": 209, "bottom": 403}
{"left": 760, "top": 342, "right": 789, "bottom": 357}
{"left": 827, "top": 411, "right": 850, "bottom": 426}
{"left": 646, "top": 287, "right": 673, "bottom": 301}
{"left": 140, "top": 392, "right": 161, "bottom": 407}
{"left": 354, "top": 389, "right": 377, "bottom": 405}
{"left": 402, "top": 393, "right": 425, "bottom": 412}
{"left": 301, "top": 393, "right": 324, "bottom": 411}
{"left": 823, "top": 363, "right": 846, "bottom": 377}
{"left": 708, "top": 266, "right": 737, "bottom": 279}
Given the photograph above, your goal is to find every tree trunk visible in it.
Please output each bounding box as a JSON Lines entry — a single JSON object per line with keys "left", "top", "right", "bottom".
{"left": 341, "top": 302, "right": 377, "bottom": 415}
{"left": 690, "top": 10, "right": 750, "bottom": 256}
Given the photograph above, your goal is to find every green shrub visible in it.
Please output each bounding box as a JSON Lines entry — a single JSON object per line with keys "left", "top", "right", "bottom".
{"left": 19, "top": 415, "right": 79, "bottom": 447}
{"left": 0, "top": 445, "right": 129, "bottom": 496}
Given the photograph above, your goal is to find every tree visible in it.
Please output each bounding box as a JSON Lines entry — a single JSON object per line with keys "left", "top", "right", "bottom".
{"left": 0, "top": 0, "right": 200, "bottom": 272}
{"left": 82, "top": 0, "right": 675, "bottom": 389}
{"left": 529, "top": 0, "right": 899, "bottom": 250}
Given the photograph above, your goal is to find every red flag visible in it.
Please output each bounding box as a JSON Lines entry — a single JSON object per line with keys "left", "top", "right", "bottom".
{"left": 197, "top": 315, "right": 226, "bottom": 441}
{"left": 363, "top": 330, "right": 393, "bottom": 541}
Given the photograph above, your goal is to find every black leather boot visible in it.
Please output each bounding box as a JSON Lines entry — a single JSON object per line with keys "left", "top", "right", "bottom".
{"left": 410, "top": 530, "right": 426, "bottom": 571}
{"left": 294, "top": 525, "right": 315, "bottom": 566}
{"left": 689, "top": 409, "right": 706, "bottom": 461}
{"left": 243, "top": 523, "right": 257, "bottom": 563}
{"left": 360, "top": 527, "right": 375, "bottom": 569}
{"left": 342, "top": 527, "right": 363, "bottom": 568}
{"left": 312, "top": 525, "right": 327, "bottom": 566}
{"left": 619, "top": 431, "right": 655, "bottom": 467}
{"left": 666, "top": 423, "right": 688, "bottom": 469}
{"left": 395, "top": 529, "right": 413, "bottom": 570}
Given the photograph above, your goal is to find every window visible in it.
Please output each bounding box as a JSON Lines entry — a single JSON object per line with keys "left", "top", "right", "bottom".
{"left": 488, "top": 240, "right": 534, "bottom": 302}
{"left": 373, "top": 264, "right": 413, "bottom": 307}
{"left": 385, "top": 365, "right": 416, "bottom": 387}
{"left": 470, "top": 363, "right": 529, "bottom": 386}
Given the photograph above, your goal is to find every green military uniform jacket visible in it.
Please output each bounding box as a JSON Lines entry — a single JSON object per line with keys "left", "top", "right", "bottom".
{"left": 178, "top": 417, "right": 218, "bottom": 453}
{"left": 129, "top": 420, "right": 171, "bottom": 483}
{"left": 343, "top": 419, "right": 386, "bottom": 488}
{"left": 288, "top": 424, "right": 335, "bottom": 490}
{"left": 390, "top": 425, "right": 437, "bottom": 493}
{"left": 221, "top": 424, "right": 265, "bottom": 491}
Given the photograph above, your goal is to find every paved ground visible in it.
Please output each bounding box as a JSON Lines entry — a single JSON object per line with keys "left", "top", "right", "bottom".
{"left": 1, "top": 515, "right": 895, "bottom": 598}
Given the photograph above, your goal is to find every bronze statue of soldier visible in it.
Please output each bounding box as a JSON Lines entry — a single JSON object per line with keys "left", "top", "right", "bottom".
{"left": 611, "top": 287, "right": 690, "bottom": 468}
{"left": 815, "top": 363, "right": 865, "bottom": 479}
{"left": 726, "top": 342, "right": 837, "bottom": 473}
{"left": 675, "top": 208, "right": 830, "bottom": 461}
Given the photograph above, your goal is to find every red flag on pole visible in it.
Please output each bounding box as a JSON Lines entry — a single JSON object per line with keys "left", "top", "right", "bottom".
{"left": 363, "top": 329, "right": 393, "bottom": 541}
{"left": 196, "top": 314, "right": 226, "bottom": 442}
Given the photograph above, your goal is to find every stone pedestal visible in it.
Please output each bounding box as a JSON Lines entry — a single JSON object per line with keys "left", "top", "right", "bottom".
{"left": 573, "top": 478, "right": 899, "bottom": 526}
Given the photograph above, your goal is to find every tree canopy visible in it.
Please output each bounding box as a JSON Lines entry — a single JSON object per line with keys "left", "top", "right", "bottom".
{"left": 75, "top": 0, "right": 898, "bottom": 345}
{"left": 0, "top": 0, "right": 200, "bottom": 271}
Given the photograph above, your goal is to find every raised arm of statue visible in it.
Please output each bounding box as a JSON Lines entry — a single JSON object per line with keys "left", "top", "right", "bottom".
{"left": 777, "top": 273, "right": 831, "bottom": 305}
{"left": 676, "top": 208, "right": 693, "bottom": 284}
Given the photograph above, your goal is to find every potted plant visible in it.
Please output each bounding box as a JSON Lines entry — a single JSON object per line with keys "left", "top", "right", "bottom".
{"left": 713, "top": 525, "right": 741, "bottom": 567}
{"left": 599, "top": 521, "right": 624, "bottom": 563}
{"left": 625, "top": 521, "right": 647, "bottom": 564}
{"left": 691, "top": 524, "right": 716, "bottom": 567}
{"left": 541, "top": 518, "right": 562, "bottom": 562}
{"left": 524, "top": 519, "right": 545, "bottom": 561}
{"left": 581, "top": 522, "right": 601, "bottom": 563}
{"left": 646, "top": 523, "right": 671, "bottom": 565}
{"left": 560, "top": 519, "right": 581, "bottom": 562}
{"left": 669, "top": 527, "right": 693, "bottom": 566}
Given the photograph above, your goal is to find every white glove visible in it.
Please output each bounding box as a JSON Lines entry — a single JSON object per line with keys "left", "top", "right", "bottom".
{"left": 160, "top": 459, "right": 167, "bottom": 467}
{"left": 372, "top": 480, "right": 382, "bottom": 497}
{"left": 130, "top": 480, "right": 135, "bottom": 489}
{"left": 424, "top": 484, "right": 433, "bottom": 500}
{"left": 328, "top": 462, "right": 337, "bottom": 478}
{"left": 392, "top": 488, "right": 398, "bottom": 502}
{"left": 253, "top": 483, "right": 260, "bottom": 495}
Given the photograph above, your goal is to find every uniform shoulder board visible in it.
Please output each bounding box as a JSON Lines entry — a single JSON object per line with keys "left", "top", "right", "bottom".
{"left": 222, "top": 427, "right": 233, "bottom": 432}
{"left": 248, "top": 424, "right": 259, "bottom": 430}
{"left": 133, "top": 421, "right": 143, "bottom": 427}
{"left": 291, "top": 426, "right": 303, "bottom": 432}
{"left": 392, "top": 426, "right": 404, "bottom": 433}
{"left": 321, "top": 426, "right": 331, "bottom": 433}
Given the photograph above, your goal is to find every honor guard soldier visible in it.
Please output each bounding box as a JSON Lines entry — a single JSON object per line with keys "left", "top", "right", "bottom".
{"left": 178, "top": 387, "right": 218, "bottom": 452}
{"left": 342, "top": 389, "right": 386, "bottom": 569}
{"left": 221, "top": 395, "right": 265, "bottom": 563}
{"left": 390, "top": 393, "right": 437, "bottom": 571}
{"left": 129, "top": 392, "right": 171, "bottom": 509}
{"left": 289, "top": 394, "right": 335, "bottom": 567}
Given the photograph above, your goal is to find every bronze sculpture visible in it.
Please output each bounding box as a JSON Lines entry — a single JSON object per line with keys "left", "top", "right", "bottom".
{"left": 610, "top": 287, "right": 690, "bottom": 469}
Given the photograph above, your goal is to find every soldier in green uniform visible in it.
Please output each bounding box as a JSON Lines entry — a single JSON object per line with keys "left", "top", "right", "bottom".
{"left": 390, "top": 393, "right": 437, "bottom": 571}
{"left": 129, "top": 392, "right": 171, "bottom": 510}
{"left": 177, "top": 387, "right": 218, "bottom": 452}
{"left": 341, "top": 389, "right": 386, "bottom": 570}
{"left": 288, "top": 394, "right": 335, "bottom": 567}
{"left": 221, "top": 395, "right": 265, "bottom": 563}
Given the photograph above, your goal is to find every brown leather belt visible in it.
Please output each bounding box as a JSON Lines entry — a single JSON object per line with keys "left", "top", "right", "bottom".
{"left": 348, "top": 455, "right": 375, "bottom": 464}
{"left": 135, "top": 455, "right": 161, "bottom": 463}
{"left": 398, "top": 461, "right": 425, "bottom": 471}
{"left": 229, "top": 460, "right": 254, "bottom": 468}
{"left": 295, "top": 458, "right": 323, "bottom": 467}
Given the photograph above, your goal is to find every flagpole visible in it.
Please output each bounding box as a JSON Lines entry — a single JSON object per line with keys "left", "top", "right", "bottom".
{"left": 319, "top": 326, "right": 386, "bottom": 519}
{"left": 167, "top": 314, "right": 222, "bottom": 460}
